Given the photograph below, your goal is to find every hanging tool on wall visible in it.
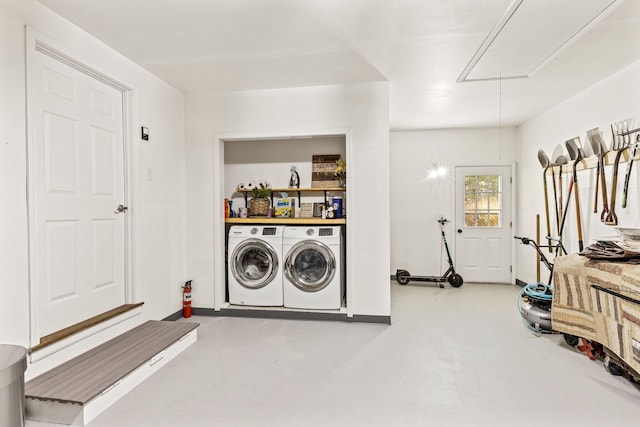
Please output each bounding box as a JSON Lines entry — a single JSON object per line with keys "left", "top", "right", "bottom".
{"left": 537, "top": 149, "right": 553, "bottom": 252}
{"left": 587, "top": 128, "right": 604, "bottom": 213}
{"left": 622, "top": 132, "right": 640, "bottom": 208}
{"left": 554, "top": 145, "right": 578, "bottom": 256}
{"left": 605, "top": 121, "right": 631, "bottom": 225}
{"left": 553, "top": 153, "right": 569, "bottom": 241}
{"left": 587, "top": 128, "right": 608, "bottom": 216}
{"left": 565, "top": 137, "right": 585, "bottom": 252}
{"left": 550, "top": 160, "right": 560, "bottom": 235}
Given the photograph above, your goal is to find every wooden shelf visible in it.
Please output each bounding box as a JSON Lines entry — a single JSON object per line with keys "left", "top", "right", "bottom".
{"left": 225, "top": 217, "right": 346, "bottom": 225}
{"left": 237, "top": 187, "right": 345, "bottom": 193}
{"left": 545, "top": 149, "right": 639, "bottom": 175}
{"left": 235, "top": 187, "right": 346, "bottom": 211}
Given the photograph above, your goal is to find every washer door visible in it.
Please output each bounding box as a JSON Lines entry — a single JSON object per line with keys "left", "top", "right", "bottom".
{"left": 284, "top": 240, "right": 336, "bottom": 292}
{"left": 230, "top": 239, "right": 279, "bottom": 289}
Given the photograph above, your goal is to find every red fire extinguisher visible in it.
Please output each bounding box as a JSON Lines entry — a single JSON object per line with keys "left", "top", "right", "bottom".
{"left": 182, "top": 280, "right": 192, "bottom": 318}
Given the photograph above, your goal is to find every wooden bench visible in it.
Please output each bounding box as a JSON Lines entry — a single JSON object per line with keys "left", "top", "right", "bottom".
{"left": 25, "top": 320, "right": 198, "bottom": 426}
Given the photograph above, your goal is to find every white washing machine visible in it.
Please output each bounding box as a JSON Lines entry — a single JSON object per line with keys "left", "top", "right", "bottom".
{"left": 282, "top": 226, "right": 342, "bottom": 310}
{"left": 227, "top": 225, "right": 284, "bottom": 306}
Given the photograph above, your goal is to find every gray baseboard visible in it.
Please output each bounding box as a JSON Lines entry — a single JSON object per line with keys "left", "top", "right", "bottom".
{"left": 165, "top": 307, "right": 391, "bottom": 325}
{"left": 163, "top": 311, "right": 184, "bottom": 321}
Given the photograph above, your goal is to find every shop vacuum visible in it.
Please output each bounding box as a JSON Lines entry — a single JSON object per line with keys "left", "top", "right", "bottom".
{"left": 514, "top": 236, "right": 562, "bottom": 333}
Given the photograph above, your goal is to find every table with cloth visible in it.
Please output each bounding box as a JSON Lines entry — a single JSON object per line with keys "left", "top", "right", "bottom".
{"left": 552, "top": 253, "right": 640, "bottom": 379}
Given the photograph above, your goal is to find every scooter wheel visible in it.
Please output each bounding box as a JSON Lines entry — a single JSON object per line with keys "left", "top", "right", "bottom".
{"left": 395, "top": 270, "right": 411, "bottom": 285}
{"left": 448, "top": 274, "right": 463, "bottom": 288}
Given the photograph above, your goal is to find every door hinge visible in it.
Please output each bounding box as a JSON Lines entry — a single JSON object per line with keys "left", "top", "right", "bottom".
{"left": 510, "top": 221, "right": 512, "bottom": 228}
{"left": 510, "top": 265, "right": 512, "bottom": 272}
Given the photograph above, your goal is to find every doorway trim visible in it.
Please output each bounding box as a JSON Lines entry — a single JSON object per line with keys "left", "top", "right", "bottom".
{"left": 452, "top": 162, "right": 517, "bottom": 284}
{"left": 25, "top": 27, "right": 136, "bottom": 349}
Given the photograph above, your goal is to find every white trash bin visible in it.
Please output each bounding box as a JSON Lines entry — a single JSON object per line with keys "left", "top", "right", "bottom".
{"left": 0, "top": 345, "right": 27, "bottom": 427}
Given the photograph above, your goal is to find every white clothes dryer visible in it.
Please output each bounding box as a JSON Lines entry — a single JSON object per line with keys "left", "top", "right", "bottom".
{"left": 227, "top": 225, "right": 284, "bottom": 306}
{"left": 282, "top": 226, "right": 342, "bottom": 310}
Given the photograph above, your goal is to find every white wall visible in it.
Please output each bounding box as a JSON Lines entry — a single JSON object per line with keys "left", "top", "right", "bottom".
{"left": 390, "top": 128, "right": 517, "bottom": 276}
{"left": 185, "top": 82, "right": 391, "bottom": 317}
{"left": 516, "top": 59, "right": 640, "bottom": 284}
{"left": 0, "top": 1, "right": 186, "bottom": 372}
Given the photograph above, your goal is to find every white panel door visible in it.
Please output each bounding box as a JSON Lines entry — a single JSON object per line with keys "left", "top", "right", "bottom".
{"left": 31, "top": 50, "right": 126, "bottom": 338}
{"left": 454, "top": 165, "right": 512, "bottom": 284}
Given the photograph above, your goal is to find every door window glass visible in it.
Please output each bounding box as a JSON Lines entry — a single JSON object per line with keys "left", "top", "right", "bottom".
{"left": 464, "top": 175, "right": 502, "bottom": 227}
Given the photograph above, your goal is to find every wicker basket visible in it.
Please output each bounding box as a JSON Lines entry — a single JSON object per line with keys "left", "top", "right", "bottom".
{"left": 249, "top": 198, "right": 271, "bottom": 217}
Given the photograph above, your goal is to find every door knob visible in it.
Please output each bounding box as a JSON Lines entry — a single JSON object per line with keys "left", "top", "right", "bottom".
{"left": 457, "top": 229, "right": 462, "bottom": 233}
{"left": 114, "top": 204, "right": 128, "bottom": 214}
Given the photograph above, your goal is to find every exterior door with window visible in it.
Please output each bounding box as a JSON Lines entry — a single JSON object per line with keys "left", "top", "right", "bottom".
{"left": 454, "top": 165, "right": 512, "bottom": 284}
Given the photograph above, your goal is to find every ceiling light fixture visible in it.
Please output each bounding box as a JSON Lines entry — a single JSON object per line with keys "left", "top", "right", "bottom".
{"left": 457, "top": 0, "right": 618, "bottom": 83}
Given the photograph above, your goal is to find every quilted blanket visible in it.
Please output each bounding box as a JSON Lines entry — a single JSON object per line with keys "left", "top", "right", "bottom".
{"left": 552, "top": 253, "right": 640, "bottom": 376}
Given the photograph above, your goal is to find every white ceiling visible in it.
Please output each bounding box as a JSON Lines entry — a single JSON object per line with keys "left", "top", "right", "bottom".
{"left": 37, "top": 0, "right": 640, "bottom": 130}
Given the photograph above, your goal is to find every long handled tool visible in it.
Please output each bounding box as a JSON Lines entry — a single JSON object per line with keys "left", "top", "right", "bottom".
{"left": 555, "top": 178, "right": 573, "bottom": 257}
{"left": 537, "top": 149, "right": 553, "bottom": 252}
{"left": 554, "top": 154, "right": 569, "bottom": 239}
{"left": 565, "top": 137, "right": 585, "bottom": 252}
{"left": 554, "top": 152, "right": 575, "bottom": 256}
{"left": 622, "top": 134, "right": 639, "bottom": 208}
{"left": 587, "top": 128, "right": 602, "bottom": 213}
{"left": 592, "top": 127, "right": 611, "bottom": 222}
{"left": 605, "top": 121, "right": 630, "bottom": 225}
{"left": 550, "top": 162, "right": 560, "bottom": 234}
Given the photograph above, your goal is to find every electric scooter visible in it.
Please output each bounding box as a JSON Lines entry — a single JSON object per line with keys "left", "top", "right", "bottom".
{"left": 395, "top": 217, "right": 463, "bottom": 288}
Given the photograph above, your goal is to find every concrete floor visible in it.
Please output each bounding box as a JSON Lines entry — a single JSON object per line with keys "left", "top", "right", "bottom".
{"left": 87, "top": 282, "right": 640, "bottom": 427}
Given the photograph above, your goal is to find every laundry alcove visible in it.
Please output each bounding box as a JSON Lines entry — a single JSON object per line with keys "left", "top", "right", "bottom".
{"left": 216, "top": 133, "right": 352, "bottom": 318}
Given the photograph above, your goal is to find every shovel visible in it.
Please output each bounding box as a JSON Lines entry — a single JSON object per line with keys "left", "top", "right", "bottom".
{"left": 537, "top": 149, "right": 553, "bottom": 252}
{"left": 565, "top": 137, "right": 585, "bottom": 251}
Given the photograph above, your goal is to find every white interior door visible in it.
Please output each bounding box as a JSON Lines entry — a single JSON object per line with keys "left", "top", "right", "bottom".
{"left": 454, "top": 165, "right": 512, "bottom": 284}
{"left": 30, "top": 49, "right": 127, "bottom": 338}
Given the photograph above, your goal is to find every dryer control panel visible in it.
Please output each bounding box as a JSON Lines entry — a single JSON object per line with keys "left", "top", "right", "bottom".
{"left": 318, "top": 228, "right": 334, "bottom": 236}
{"left": 262, "top": 227, "right": 277, "bottom": 236}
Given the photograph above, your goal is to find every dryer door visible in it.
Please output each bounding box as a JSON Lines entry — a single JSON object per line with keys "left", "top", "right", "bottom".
{"left": 230, "top": 239, "right": 279, "bottom": 289}
{"left": 284, "top": 240, "right": 336, "bottom": 292}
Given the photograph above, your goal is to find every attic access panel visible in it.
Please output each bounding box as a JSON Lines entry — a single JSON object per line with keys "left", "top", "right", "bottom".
{"left": 459, "top": 0, "right": 617, "bottom": 81}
